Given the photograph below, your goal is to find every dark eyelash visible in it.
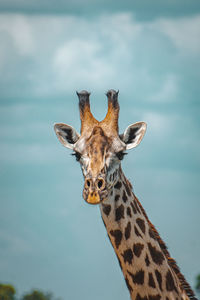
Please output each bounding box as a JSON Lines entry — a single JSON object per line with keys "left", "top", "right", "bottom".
{"left": 116, "top": 151, "right": 127, "bottom": 160}
{"left": 72, "top": 152, "right": 81, "bottom": 161}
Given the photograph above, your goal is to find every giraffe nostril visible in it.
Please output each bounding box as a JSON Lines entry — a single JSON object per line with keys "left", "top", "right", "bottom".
{"left": 97, "top": 179, "right": 104, "bottom": 189}
{"left": 86, "top": 179, "right": 90, "bottom": 188}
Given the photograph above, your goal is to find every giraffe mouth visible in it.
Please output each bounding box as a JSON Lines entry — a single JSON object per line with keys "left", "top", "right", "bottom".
{"left": 83, "top": 189, "right": 108, "bottom": 205}
{"left": 87, "top": 192, "right": 101, "bottom": 205}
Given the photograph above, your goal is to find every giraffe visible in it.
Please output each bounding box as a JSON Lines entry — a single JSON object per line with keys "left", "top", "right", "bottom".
{"left": 54, "top": 90, "right": 197, "bottom": 300}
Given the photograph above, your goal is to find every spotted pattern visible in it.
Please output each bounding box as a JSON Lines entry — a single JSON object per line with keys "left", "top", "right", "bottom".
{"left": 102, "top": 204, "right": 111, "bottom": 216}
{"left": 149, "top": 272, "right": 156, "bottom": 288}
{"left": 122, "top": 190, "right": 128, "bottom": 203}
{"left": 149, "top": 228, "right": 157, "bottom": 240}
{"left": 155, "top": 269, "right": 163, "bottom": 291}
{"left": 115, "top": 204, "right": 125, "bottom": 221}
{"left": 136, "top": 218, "right": 146, "bottom": 234}
{"left": 134, "top": 225, "right": 142, "bottom": 238}
{"left": 122, "top": 249, "right": 133, "bottom": 265}
{"left": 136, "top": 294, "right": 148, "bottom": 300}
{"left": 128, "top": 270, "right": 144, "bottom": 285}
{"left": 130, "top": 202, "right": 137, "bottom": 214}
{"left": 110, "top": 229, "right": 122, "bottom": 249}
{"left": 125, "top": 222, "right": 131, "bottom": 240}
{"left": 134, "top": 200, "right": 141, "bottom": 213}
{"left": 100, "top": 176, "right": 195, "bottom": 300}
{"left": 145, "top": 254, "right": 150, "bottom": 267}
{"left": 115, "top": 194, "right": 120, "bottom": 202}
{"left": 166, "top": 270, "right": 178, "bottom": 293}
{"left": 133, "top": 243, "right": 144, "bottom": 258}
{"left": 124, "top": 181, "right": 131, "bottom": 196}
{"left": 148, "top": 243, "right": 165, "bottom": 265}
{"left": 127, "top": 206, "right": 132, "bottom": 218}
{"left": 114, "top": 181, "right": 122, "bottom": 189}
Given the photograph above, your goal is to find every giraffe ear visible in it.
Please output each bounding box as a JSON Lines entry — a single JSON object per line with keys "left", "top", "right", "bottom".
{"left": 120, "top": 122, "right": 147, "bottom": 150}
{"left": 54, "top": 123, "right": 80, "bottom": 149}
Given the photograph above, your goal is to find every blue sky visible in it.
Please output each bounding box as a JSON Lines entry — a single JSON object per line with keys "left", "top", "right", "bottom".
{"left": 0, "top": 1, "right": 200, "bottom": 299}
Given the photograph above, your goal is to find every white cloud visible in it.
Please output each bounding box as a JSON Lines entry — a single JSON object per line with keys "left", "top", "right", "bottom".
{"left": 53, "top": 38, "right": 114, "bottom": 91}
{"left": 0, "top": 13, "right": 147, "bottom": 95}
{"left": 0, "top": 14, "right": 34, "bottom": 55}
{"left": 153, "top": 15, "right": 200, "bottom": 54}
{"left": 0, "top": 12, "right": 199, "bottom": 99}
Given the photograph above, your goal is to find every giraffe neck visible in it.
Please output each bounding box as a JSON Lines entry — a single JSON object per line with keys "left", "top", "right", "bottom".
{"left": 100, "top": 170, "right": 196, "bottom": 300}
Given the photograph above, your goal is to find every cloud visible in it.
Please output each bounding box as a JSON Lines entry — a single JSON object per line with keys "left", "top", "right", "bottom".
{"left": 0, "top": 12, "right": 199, "bottom": 100}
{"left": 53, "top": 38, "right": 114, "bottom": 92}
{"left": 0, "top": 12, "right": 199, "bottom": 170}
{"left": 0, "top": 14, "right": 34, "bottom": 55}
{"left": 154, "top": 15, "right": 200, "bottom": 54}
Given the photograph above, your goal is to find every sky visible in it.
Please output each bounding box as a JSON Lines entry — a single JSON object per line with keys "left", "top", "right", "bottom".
{"left": 0, "top": 1, "right": 200, "bottom": 299}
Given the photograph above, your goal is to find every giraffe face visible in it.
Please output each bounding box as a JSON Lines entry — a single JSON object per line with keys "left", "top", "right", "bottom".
{"left": 54, "top": 90, "right": 147, "bottom": 205}
{"left": 73, "top": 126, "right": 126, "bottom": 204}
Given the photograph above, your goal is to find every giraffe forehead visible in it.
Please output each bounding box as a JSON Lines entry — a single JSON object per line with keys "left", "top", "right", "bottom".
{"left": 80, "top": 133, "right": 109, "bottom": 177}
{"left": 87, "top": 134, "right": 110, "bottom": 155}
{"left": 74, "top": 132, "right": 110, "bottom": 157}
{"left": 74, "top": 125, "right": 125, "bottom": 158}
{"left": 85, "top": 126, "right": 125, "bottom": 155}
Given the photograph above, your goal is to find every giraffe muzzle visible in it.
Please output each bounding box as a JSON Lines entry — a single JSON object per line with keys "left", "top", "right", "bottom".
{"left": 83, "top": 177, "right": 107, "bottom": 205}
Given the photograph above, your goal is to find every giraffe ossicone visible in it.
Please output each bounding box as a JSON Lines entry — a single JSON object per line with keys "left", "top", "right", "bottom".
{"left": 54, "top": 90, "right": 197, "bottom": 300}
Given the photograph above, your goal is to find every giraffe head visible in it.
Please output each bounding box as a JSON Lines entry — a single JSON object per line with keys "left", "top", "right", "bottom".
{"left": 54, "top": 90, "right": 147, "bottom": 205}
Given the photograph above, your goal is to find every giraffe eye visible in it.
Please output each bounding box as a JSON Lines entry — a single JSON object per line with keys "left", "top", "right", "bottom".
{"left": 116, "top": 151, "right": 127, "bottom": 160}
{"left": 72, "top": 151, "right": 81, "bottom": 161}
